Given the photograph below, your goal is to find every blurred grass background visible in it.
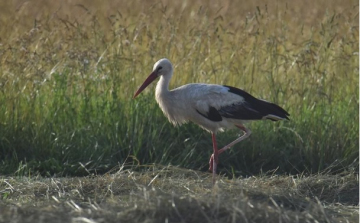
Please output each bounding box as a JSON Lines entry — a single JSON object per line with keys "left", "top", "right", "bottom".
{"left": 0, "top": 0, "right": 358, "bottom": 177}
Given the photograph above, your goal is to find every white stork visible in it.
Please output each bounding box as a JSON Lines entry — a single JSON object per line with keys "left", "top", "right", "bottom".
{"left": 133, "top": 58, "right": 290, "bottom": 184}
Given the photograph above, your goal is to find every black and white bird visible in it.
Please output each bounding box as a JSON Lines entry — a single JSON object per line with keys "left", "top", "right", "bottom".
{"left": 133, "top": 58, "right": 290, "bottom": 184}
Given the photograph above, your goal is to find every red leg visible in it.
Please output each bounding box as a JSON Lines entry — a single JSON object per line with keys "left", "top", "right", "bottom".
{"left": 209, "top": 124, "right": 251, "bottom": 172}
{"left": 218, "top": 124, "right": 251, "bottom": 155}
{"left": 209, "top": 133, "right": 218, "bottom": 171}
{"left": 209, "top": 133, "right": 218, "bottom": 184}
{"left": 208, "top": 125, "right": 251, "bottom": 184}
{"left": 209, "top": 154, "right": 214, "bottom": 172}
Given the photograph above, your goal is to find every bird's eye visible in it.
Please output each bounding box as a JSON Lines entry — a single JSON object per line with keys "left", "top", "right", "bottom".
{"left": 157, "top": 66, "right": 163, "bottom": 71}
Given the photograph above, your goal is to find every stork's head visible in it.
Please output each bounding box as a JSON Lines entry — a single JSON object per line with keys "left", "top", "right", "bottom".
{"left": 152, "top": 58, "right": 173, "bottom": 76}
{"left": 133, "top": 58, "right": 173, "bottom": 98}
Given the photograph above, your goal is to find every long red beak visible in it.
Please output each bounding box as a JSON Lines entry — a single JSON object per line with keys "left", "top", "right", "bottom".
{"left": 133, "top": 70, "right": 159, "bottom": 98}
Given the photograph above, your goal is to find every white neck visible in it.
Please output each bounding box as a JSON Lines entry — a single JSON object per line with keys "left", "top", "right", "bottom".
{"left": 155, "top": 74, "right": 171, "bottom": 98}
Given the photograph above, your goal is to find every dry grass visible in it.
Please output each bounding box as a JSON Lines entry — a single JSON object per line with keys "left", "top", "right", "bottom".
{"left": 0, "top": 165, "right": 358, "bottom": 223}
{"left": 0, "top": 1, "right": 358, "bottom": 222}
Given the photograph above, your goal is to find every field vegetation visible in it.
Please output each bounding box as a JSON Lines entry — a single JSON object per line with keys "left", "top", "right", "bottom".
{"left": 0, "top": 0, "right": 358, "bottom": 222}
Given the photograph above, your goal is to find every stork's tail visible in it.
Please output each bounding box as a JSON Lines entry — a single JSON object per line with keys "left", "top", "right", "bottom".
{"left": 259, "top": 100, "right": 290, "bottom": 121}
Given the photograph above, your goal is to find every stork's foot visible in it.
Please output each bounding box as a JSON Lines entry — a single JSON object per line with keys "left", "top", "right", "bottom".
{"left": 208, "top": 153, "right": 219, "bottom": 172}
{"left": 209, "top": 154, "right": 214, "bottom": 172}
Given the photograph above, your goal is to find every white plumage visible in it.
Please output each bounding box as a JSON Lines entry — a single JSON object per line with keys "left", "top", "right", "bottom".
{"left": 134, "top": 58, "right": 289, "bottom": 184}
{"left": 157, "top": 83, "right": 246, "bottom": 132}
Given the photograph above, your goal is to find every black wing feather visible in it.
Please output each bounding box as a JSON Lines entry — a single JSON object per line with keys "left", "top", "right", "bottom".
{"left": 219, "top": 85, "right": 290, "bottom": 121}
{"left": 196, "top": 106, "right": 223, "bottom": 122}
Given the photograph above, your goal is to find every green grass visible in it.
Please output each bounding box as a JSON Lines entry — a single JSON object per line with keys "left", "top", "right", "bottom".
{"left": 0, "top": 0, "right": 358, "bottom": 178}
